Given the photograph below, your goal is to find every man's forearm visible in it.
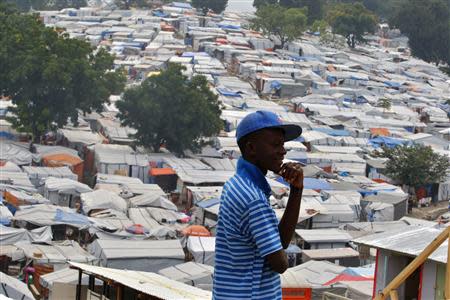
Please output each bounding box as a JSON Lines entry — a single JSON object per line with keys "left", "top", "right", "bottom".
{"left": 278, "top": 187, "right": 303, "bottom": 248}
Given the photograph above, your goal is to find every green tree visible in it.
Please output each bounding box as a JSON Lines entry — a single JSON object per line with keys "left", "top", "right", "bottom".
{"left": 250, "top": 4, "right": 307, "bottom": 49}
{"left": 253, "top": 0, "right": 277, "bottom": 9}
{"left": 191, "top": 0, "right": 227, "bottom": 14}
{"left": 326, "top": 2, "right": 377, "bottom": 48}
{"left": 389, "top": 0, "right": 450, "bottom": 65}
{"left": 116, "top": 64, "right": 223, "bottom": 155}
{"left": 377, "top": 98, "right": 392, "bottom": 112}
{"left": 280, "top": 0, "right": 324, "bottom": 24}
{"left": 0, "top": 9, "right": 125, "bottom": 141}
{"left": 381, "top": 144, "right": 450, "bottom": 188}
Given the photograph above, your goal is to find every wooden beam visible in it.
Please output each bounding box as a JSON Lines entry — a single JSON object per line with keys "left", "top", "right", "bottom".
{"left": 389, "top": 290, "right": 399, "bottom": 300}
{"left": 445, "top": 230, "right": 450, "bottom": 300}
{"left": 375, "top": 226, "right": 450, "bottom": 300}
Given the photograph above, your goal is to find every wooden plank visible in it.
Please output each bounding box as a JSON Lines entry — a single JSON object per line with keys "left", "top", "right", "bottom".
{"left": 389, "top": 290, "right": 399, "bottom": 300}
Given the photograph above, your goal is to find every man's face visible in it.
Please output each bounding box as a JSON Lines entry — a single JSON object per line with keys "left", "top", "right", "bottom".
{"left": 250, "top": 128, "right": 287, "bottom": 174}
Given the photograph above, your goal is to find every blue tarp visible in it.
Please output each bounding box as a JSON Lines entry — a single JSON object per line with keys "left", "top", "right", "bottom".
{"left": 270, "top": 81, "right": 282, "bottom": 90}
{"left": 358, "top": 188, "right": 397, "bottom": 197}
{"left": 384, "top": 81, "right": 401, "bottom": 88}
{"left": 182, "top": 52, "right": 209, "bottom": 57}
{"left": 277, "top": 177, "right": 333, "bottom": 191}
{"left": 152, "top": 10, "right": 168, "bottom": 17}
{"left": 216, "top": 88, "right": 243, "bottom": 98}
{"left": 343, "top": 265, "right": 375, "bottom": 277}
{"left": 54, "top": 209, "right": 91, "bottom": 225}
{"left": 218, "top": 24, "right": 241, "bottom": 30}
{"left": 368, "top": 136, "right": 408, "bottom": 148}
{"left": 172, "top": 2, "right": 192, "bottom": 9}
{"left": 196, "top": 198, "right": 220, "bottom": 208}
{"left": 313, "top": 127, "right": 351, "bottom": 137}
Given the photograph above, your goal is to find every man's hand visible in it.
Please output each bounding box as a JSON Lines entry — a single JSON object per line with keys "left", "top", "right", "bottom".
{"left": 278, "top": 162, "right": 304, "bottom": 190}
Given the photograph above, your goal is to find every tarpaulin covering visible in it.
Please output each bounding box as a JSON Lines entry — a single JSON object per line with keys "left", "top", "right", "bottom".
{"left": 324, "top": 274, "right": 373, "bottom": 286}
{"left": 312, "top": 128, "right": 351, "bottom": 137}
{"left": 370, "top": 128, "right": 390, "bottom": 137}
{"left": 216, "top": 88, "right": 242, "bottom": 97}
{"left": 368, "top": 137, "right": 407, "bottom": 148}
{"left": 277, "top": 177, "right": 333, "bottom": 191}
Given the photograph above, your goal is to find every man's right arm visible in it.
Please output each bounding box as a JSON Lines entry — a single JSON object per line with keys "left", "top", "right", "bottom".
{"left": 266, "top": 249, "right": 288, "bottom": 274}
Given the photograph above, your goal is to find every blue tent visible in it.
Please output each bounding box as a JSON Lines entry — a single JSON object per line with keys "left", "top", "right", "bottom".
{"left": 216, "top": 88, "right": 243, "bottom": 98}
{"left": 172, "top": 2, "right": 192, "bottom": 9}
{"left": 277, "top": 177, "right": 333, "bottom": 191}
{"left": 384, "top": 81, "right": 401, "bottom": 88}
{"left": 368, "top": 136, "right": 408, "bottom": 148}
{"left": 55, "top": 209, "right": 91, "bottom": 226}
{"left": 312, "top": 127, "right": 351, "bottom": 137}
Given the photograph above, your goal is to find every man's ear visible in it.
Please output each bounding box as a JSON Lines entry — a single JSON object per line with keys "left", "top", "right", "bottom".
{"left": 246, "top": 139, "right": 258, "bottom": 157}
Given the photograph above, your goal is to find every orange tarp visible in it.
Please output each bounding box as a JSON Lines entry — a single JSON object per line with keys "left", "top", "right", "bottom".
{"left": 42, "top": 153, "right": 84, "bottom": 181}
{"left": 182, "top": 225, "right": 211, "bottom": 237}
{"left": 370, "top": 128, "right": 390, "bottom": 137}
{"left": 149, "top": 168, "right": 176, "bottom": 176}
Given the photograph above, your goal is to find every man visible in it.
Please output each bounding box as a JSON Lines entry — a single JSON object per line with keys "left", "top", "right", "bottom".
{"left": 213, "top": 110, "right": 304, "bottom": 300}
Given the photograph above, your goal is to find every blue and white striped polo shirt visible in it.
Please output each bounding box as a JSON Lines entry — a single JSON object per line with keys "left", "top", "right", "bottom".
{"left": 213, "top": 158, "right": 283, "bottom": 300}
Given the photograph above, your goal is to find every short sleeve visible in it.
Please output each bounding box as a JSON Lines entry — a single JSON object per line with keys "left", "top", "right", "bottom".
{"left": 243, "top": 199, "right": 283, "bottom": 258}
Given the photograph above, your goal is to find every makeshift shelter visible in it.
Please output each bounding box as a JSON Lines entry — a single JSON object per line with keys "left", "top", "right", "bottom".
{"left": 0, "top": 171, "right": 36, "bottom": 193}
{"left": 0, "top": 272, "right": 34, "bottom": 300}
{"left": 127, "top": 194, "right": 175, "bottom": 210}
{"left": 295, "top": 229, "right": 352, "bottom": 249}
{"left": 0, "top": 225, "right": 52, "bottom": 245}
{"left": 158, "top": 262, "right": 214, "bottom": 290}
{"left": 301, "top": 248, "right": 360, "bottom": 267}
{"left": 186, "top": 236, "right": 216, "bottom": 266}
{"left": 22, "top": 166, "right": 77, "bottom": 189}
{"left": 88, "top": 239, "right": 185, "bottom": 272}
{"left": 80, "top": 189, "right": 127, "bottom": 215}
{"left": 128, "top": 207, "right": 177, "bottom": 239}
{"left": 41, "top": 153, "right": 84, "bottom": 181}
{"left": 43, "top": 177, "right": 92, "bottom": 208}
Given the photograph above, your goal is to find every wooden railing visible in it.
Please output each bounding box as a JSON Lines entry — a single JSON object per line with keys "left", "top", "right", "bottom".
{"left": 374, "top": 226, "right": 450, "bottom": 300}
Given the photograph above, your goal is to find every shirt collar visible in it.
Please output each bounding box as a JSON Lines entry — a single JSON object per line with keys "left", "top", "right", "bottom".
{"left": 237, "top": 158, "right": 272, "bottom": 197}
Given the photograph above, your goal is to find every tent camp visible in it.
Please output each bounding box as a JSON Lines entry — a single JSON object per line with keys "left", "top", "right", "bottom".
{"left": 88, "top": 239, "right": 185, "bottom": 272}
{"left": 128, "top": 207, "right": 177, "bottom": 239}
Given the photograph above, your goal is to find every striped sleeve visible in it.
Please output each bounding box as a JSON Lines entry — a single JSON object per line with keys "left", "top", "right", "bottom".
{"left": 244, "top": 199, "right": 282, "bottom": 258}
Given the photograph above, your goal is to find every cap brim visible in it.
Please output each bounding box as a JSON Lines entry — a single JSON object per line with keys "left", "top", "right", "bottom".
{"left": 271, "top": 124, "right": 302, "bottom": 141}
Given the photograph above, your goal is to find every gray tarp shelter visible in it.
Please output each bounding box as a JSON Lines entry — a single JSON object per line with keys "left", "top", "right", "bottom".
{"left": 88, "top": 239, "right": 185, "bottom": 272}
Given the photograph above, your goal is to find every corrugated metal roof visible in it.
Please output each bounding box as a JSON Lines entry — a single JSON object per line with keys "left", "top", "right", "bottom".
{"left": 69, "top": 262, "right": 212, "bottom": 300}
{"left": 295, "top": 229, "right": 352, "bottom": 243}
{"left": 353, "top": 226, "right": 448, "bottom": 264}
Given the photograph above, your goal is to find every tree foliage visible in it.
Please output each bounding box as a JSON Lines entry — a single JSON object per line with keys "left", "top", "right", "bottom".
{"left": 253, "top": 0, "right": 324, "bottom": 24}
{"left": 191, "top": 0, "right": 227, "bottom": 14}
{"left": 389, "top": 0, "right": 450, "bottom": 65}
{"left": 377, "top": 98, "right": 392, "bottom": 112}
{"left": 0, "top": 8, "right": 125, "bottom": 140}
{"left": 116, "top": 64, "right": 223, "bottom": 155}
{"left": 326, "top": 2, "right": 377, "bottom": 48}
{"left": 250, "top": 4, "right": 307, "bottom": 49}
{"left": 380, "top": 144, "right": 450, "bottom": 187}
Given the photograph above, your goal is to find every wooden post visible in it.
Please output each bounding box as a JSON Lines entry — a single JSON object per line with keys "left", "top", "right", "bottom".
{"left": 375, "top": 227, "right": 450, "bottom": 300}
{"left": 445, "top": 230, "right": 450, "bottom": 300}
{"left": 389, "top": 290, "right": 399, "bottom": 300}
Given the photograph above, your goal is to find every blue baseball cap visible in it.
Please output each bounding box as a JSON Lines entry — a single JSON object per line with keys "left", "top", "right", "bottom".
{"left": 236, "top": 110, "right": 302, "bottom": 142}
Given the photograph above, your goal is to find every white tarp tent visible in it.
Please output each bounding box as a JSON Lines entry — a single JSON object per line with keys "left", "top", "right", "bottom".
{"left": 187, "top": 236, "right": 216, "bottom": 266}
{"left": 0, "top": 272, "right": 34, "bottom": 300}
{"left": 80, "top": 190, "right": 127, "bottom": 214}
{"left": 43, "top": 177, "right": 92, "bottom": 208}
{"left": 158, "top": 262, "right": 214, "bottom": 290}
{"left": 88, "top": 239, "right": 185, "bottom": 272}
{"left": 127, "top": 194, "right": 176, "bottom": 210}
{"left": 128, "top": 208, "right": 177, "bottom": 239}
{"left": 0, "top": 225, "right": 52, "bottom": 245}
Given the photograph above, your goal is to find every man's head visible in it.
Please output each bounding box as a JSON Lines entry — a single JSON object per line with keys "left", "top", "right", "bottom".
{"left": 236, "top": 111, "right": 302, "bottom": 174}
